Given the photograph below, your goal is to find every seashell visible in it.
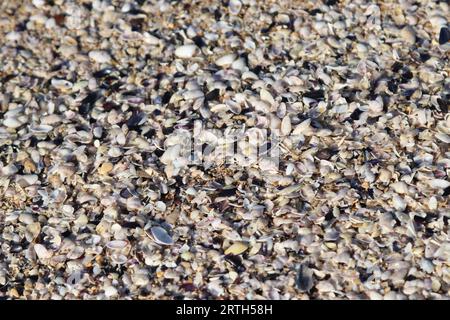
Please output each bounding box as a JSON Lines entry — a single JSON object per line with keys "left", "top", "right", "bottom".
{"left": 160, "top": 145, "right": 181, "bottom": 165}
{"left": 74, "top": 213, "right": 88, "bottom": 226}
{"left": 296, "top": 264, "right": 314, "bottom": 292}
{"left": 155, "top": 201, "right": 166, "bottom": 211}
{"left": 110, "top": 253, "right": 128, "bottom": 265}
{"left": 131, "top": 271, "right": 149, "bottom": 286}
{"left": 435, "top": 133, "right": 450, "bottom": 143}
{"left": 231, "top": 58, "right": 247, "bottom": 72}
{"left": 67, "top": 246, "right": 85, "bottom": 260}
{"left": 281, "top": 116, "right": 292, "bottom": 136}
{"left": 19, "top": 213, "right": 34, "bottom": 224}
{"left": 210, "top": 104, "right": 229, "bottom": 113}
{"left": 34, "top": 244, "right": 52, "bottom": 260}
{"left": 242, "top": 71, "right": 258, "bottom": 80}
{"left": 6, "top": 31, "right": 21, "bottom": 41}
{"left": 391, "top": 181, "right": 408, "bottom": 194}
{"left": 29, "top": 124, "right": 53, "bottom": 134}
{"left": 378, "top": 169, "right": 392, "bottom": 183}
{"left": 89, "top": 50, "right": 111, "bottom": 63}
{"left": 292, "top": 118, "right": 311, "bottom": 135}
{"left": 147, "top": 226, "right": 174, "bottom": 246}
{"left": 228, "top": 0, "right": 242, "bottom": 15}
{"left": 428, "top": 197, "right": 438, "bottom": 210}
{"left": 51, "top": 79, "right": 73, "bottom": 90}
{"left": 3, "top": 117, "right": 23, "bottom": 128}
{"left": 277, "top": 184, "right": 302, "bottom": 196}
{"left": 183, "top": 90, "right": 204, "bottom": 100}
{"left": 216, "top": 54, "right": 236, "bottom": 67}
{"left": 104, "top": 285, "right": 118, "bottom": 297}
{"left": 41, "top": 114, "right": 62, "bottom": 125}
{"left": 428, "top": 179, "right": 450, "bottom": 189}
{"left": 400, "top": 26, "right": 416, "bottom": 45}
{"left": 106, "top": 240, "right": 129, "bottom": 250}
{"left": 225, "top": 99, "right": 241, "bottom": 114}
{"left": 26, "top": 222, "right": 41, "bottom": 240}
{"left": 260, "top": 88, "right": 275, "bottom": 106}
{"left": 62, "top": 204, "right": 74, "bottom": 215}
{"left": 224, "top": 242, "right": 248, "bottom": 255}
{"left": 126, "top": 197, "right": 143, "bottom": 211}
{"left": 32, "top": 0, "right": 45, "bottom": 7}
{"left": 174, "top": 44, "right": 198, "bottom": 59}
{"left": 16, "top": 174, "right": 39, "bottom": 187}
{"left": 393, "top": 194, "right": 407, "bottom": 211}
{"left": 316, "top": 280, "right": 335, "bottom": 293}
{"left": 1, "top": 164, "right": 18, "bottom": 176}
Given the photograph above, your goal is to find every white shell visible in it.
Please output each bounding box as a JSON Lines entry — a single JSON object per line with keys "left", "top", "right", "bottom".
{"left": 155, "top": 201, "right": 167, "bottom": 211}
{"left": 110, "top": 253, "right": 128, "bottom": 264}
{"left": 229, "top": 0, "right": 242, "bottom": 15}
{"left": 34, "top": 244, "right": 52, "bottom": 260}
{"left": 89, "top": 50, "right": 111, "bottom": 63}
{"left": 174, "top": 44, "right": 198, "bottom": 59}
{"left": 393, "top": 194, "right": 406, "bottom": 211}
{"left": 428, "top": 179, "right": 450, "bottom": 189}
{"left": 260, "top": 88, "right": 275, "bottom": 106}
{"left": 104, "top": 285, "right": 118, "bottom": 297}
{"left": 29, "top": 125, "right": 53, "bottom": 133}
{"left": 3, "top": 118, "right": 23, "bottom": 128}
{"left": 106, "top": 240, "right": 129, "bottom": 250}
{"left": 67, "top": 246, "right": 85, "bottom": 260}
{"left": 281, "top": 116, "right": 292, "bottom": 136}
{"left": 183, "top": 90, "right": 204, "bottom": 100}
{"left": 216, "top": 53, "right": 236, "bottom": 67}
{"left": 51, "top": 79, "right": 73, "bottom": 90}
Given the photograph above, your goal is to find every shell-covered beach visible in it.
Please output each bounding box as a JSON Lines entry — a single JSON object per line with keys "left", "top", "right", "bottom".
{"left": 0, "top": 0, "right": 449, "bottom": 299}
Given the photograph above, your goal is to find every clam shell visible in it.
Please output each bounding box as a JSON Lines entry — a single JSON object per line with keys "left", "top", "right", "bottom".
{"left": 51, "top": 79, "right": 73, "bottom": 90}
{"left": 67, "top": 246, "right": 85, "bottom": 260}
{"left": 148, "top": 226, "right": 174, "bottom": 246}
{"left": 174, "top": 44, "right": 198, "bottom": 59}
{"left": 29, "top": 124, "right": 53, "bottom": 134}
{"left": 106, "top": 240, "right": 129, "bottom": 250}
{"left": 3, "top": 118, "right": 23, "bottom": 128}
{"left": 216, "top": 54, "right": 236, "bottom": 67}
{"left": 224, "top": 242, "right": 248, "bottom": 255}
{"left": 428, "top": 179, "right": 450, "bottom": 189}
{"left": 229, "top": 0, "right": 242, "bottom": 15}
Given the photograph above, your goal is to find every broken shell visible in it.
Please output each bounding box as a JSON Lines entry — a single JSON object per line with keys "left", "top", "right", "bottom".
{"left": 89, "top": 50, "right": 111, "bottom": 63}
{"left": 34, "top": 244, "right": 52, "bottom": 260}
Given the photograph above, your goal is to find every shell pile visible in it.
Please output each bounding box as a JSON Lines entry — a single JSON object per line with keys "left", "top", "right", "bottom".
{"left": 0, "top": 0, "right": 449, "bottom": 300}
